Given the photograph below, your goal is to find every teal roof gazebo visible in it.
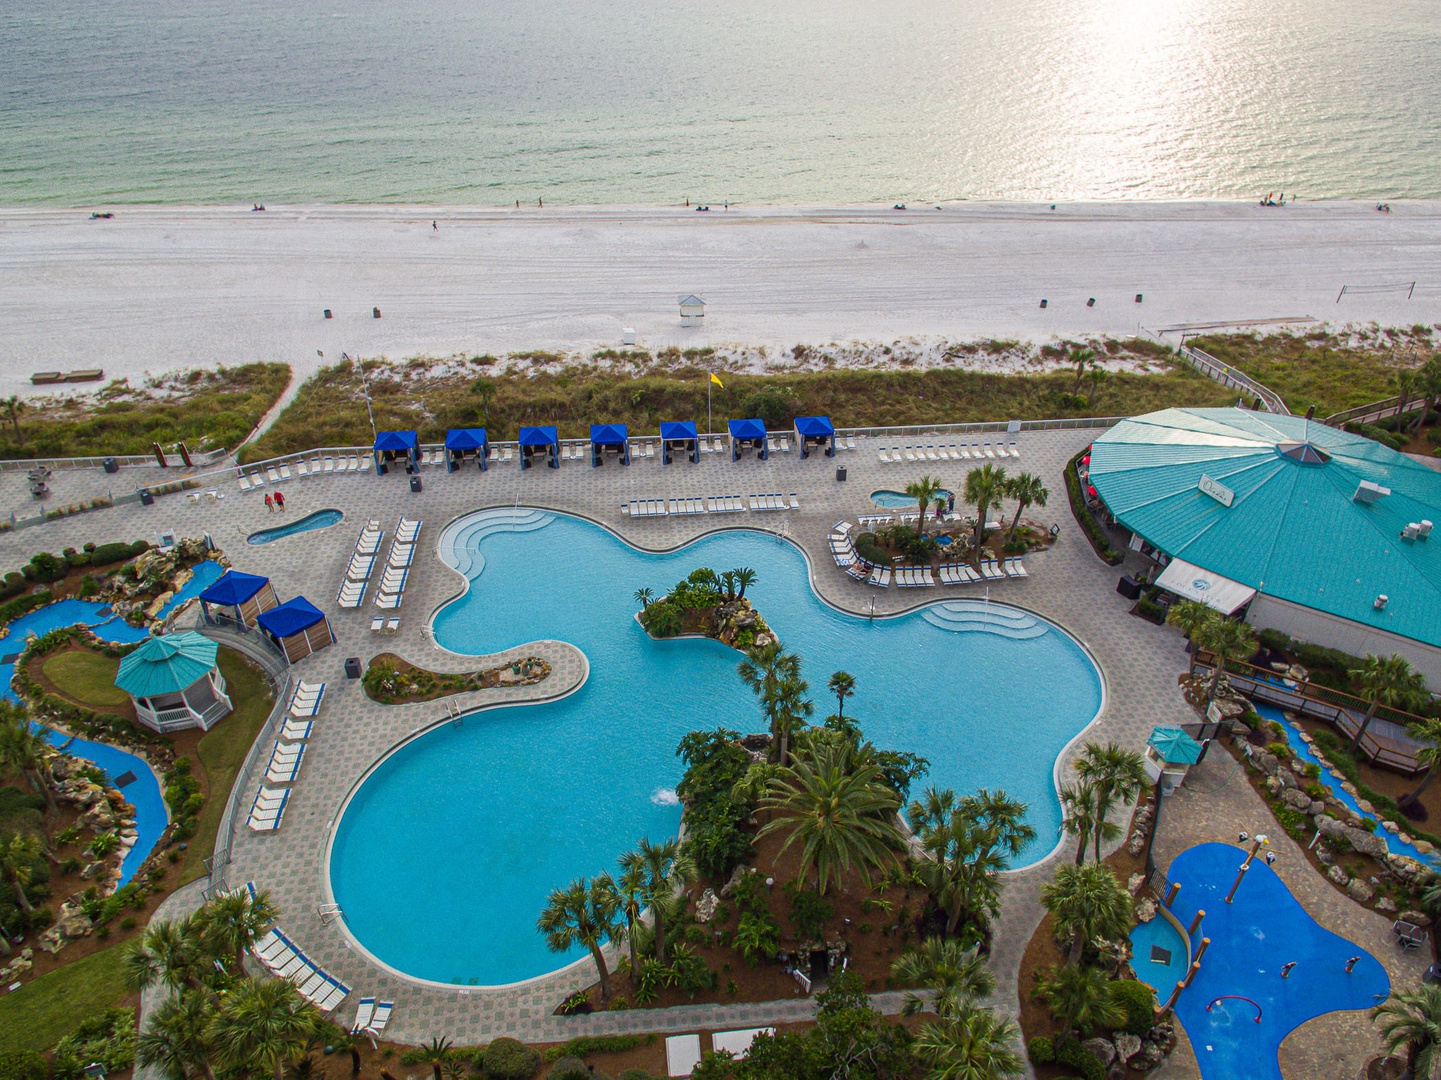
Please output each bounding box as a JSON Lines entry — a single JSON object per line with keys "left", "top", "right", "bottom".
{"left": 1144, "top": 724, "right": 1204, "bottom": 796}
{"left": 115, "top": 631, "right": 233, "bottom": 733}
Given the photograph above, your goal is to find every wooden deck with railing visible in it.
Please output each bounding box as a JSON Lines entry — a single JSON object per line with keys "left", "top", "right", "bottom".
{"left": 1193, "top": 651, "right": 1430, "bottom": 773}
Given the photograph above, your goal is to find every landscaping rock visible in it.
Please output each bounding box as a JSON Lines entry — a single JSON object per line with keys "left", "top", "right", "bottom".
{"left": 1327, "top": 865, "right": 1350, "bottom": 886}
{"left": 1135, "top": 898, "right": 1157, "bottom": 923}
{"left": 1377, "top": 898, "right": 1399, "bottom": 913}
{"left": 1256, "top": 751, "right": 1280, "bottom": 776}
{"left": 1347, "top": 878, "right": 1376, "bottom": 903}
{"left": 1131, "top": 1041, "right": 1166, "bottom": 1070}
{"left": 720, "top": 865, "right": 749, "bottom": 898}
{"left": 1358, "top": 798, "right": 1376, "bottom": 815}
{"left": 1416, "top": 839, "right": 1437, "bottom": 855}
{"left": 1348, "top": 829, "right": 1390, "bottom": 861}
{"left": 1127, "top": 872, "right": 1146, "bottom": 896}
{"left": 1276, "top": 766, "right": 1299, "bottom": 790}
{"left": 1400, "top": 910, "right": 1432, "bottom": 928}
{"left": 1281, "top": 788, "right": 1313, "bottom": 811}
{"left": 695, "top": 888, "right": 719, "bottom": 923}
{"left": 1083, "top": 1038, "right": 1116, "bottom": 1067}
{"left": 1112, "top": 1033, "right": 1142, "bottom": 1065}
{"left": 1309, "top": 800, "right": 1327, "bottom": 816}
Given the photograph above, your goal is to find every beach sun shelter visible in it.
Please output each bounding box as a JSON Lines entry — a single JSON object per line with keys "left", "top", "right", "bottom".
{"left": 660, "top": 420, "right": 699, "bottom": 464}
{"left": 115, "top": 630, "right": 233, "bottom": 733}
{"left": 445, "top": 428, "right": 489, "bottom": 472}
{"left": 198, "top": 570, "right": 279, "bottom": 628}
{"left": 589, "top": 423, "right": 630, "bottom": 466}
{"left": 518, "top": 425, "right": 560, "bottom": 469}
{"left": 678, "top": 294, "right": 706, "bottom": 326}
{"left": 1144, "top": 725, "right": 1204, "bottom": 796}
{"left": 373, "top": 431, "right": 420, "bottom": 474}
{"left": 728, "top": 418, "right": 769, "bottom": 461}
{"left": 256, "top": 596, "right": 334, "bottom": 664}
{"left": 794, "top": 416, "right": 836, "bottom": 458}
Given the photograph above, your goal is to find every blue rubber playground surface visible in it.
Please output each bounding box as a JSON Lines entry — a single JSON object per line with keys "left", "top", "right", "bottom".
{"left": 1136, "top": 842, "right": 1389, "bottom": 1080}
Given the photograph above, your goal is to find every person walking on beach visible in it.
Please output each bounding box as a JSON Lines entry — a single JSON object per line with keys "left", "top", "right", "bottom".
{"left": 264, "top": 493, "right": 274, "bottom": 513}
{"left": 432, "top": 220, "right": 437, "bottom": 231}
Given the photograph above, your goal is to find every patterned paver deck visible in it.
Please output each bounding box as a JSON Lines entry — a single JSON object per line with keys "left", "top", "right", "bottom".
{"left": 0, "top": 431, "right": 1209, "bottom": 1047}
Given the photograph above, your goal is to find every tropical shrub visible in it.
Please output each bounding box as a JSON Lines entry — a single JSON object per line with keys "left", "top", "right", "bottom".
{"left": 638, "top": 601, "right": 683, "bottom": 638}
{"left": 482, "top": 1037, "right": 543, "bottom": 1079}
{"left": 1053, "top": 1036, "right": 1106, "bottom": 1080}
{"left": 22, "top": 552, "right": 67, "bottom": 583}
{"left": 0, "top": 1050, "right": 47, "bottom": 1080}
{"left": 1065, "top": 450, "right": 1123, "bottom": 564}
{"left": 53, "top": 1007, "right": 137, "bottom": 1080}
{"left": 89, "top": 540, "right": 150, "bottom": 567}
{"left": 1026, "top": 1036, "right": 1055, "bottom": 1065}
{"left": 734, "top": 911, "right": 780, "bottom": 965}
{"left": 0, "top": 590, "right": 50, "bottom": 628}
{"left": 547, "top": 1058, "right": 589, "bottom": 1080}
{"left": 852, "top": 532, "right": 891, "bottom": 567}
{"left": 675, "top": 729, "right": 755, "bottom": 878}
{"left": 1109, "top": 979, "right": 1157, "bottom": 1036}
{"left": 787, "top": 884, "right": 833, "bottom": 940}
{"left": 543, "top": 1036, "right": 653, "bottom": 1063}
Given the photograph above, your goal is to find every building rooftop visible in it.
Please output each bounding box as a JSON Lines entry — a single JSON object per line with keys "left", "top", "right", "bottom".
{"left": 114, "top": 630, "right": 218, "bottom": 697}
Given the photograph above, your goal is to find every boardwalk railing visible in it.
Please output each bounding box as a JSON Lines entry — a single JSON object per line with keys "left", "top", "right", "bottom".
{"left": 1323, "top": 394, "right": 1428, "bottom": 429}
{"left": 1177, "top": 345, "right": 1290, "bottom": 415}
{"left": 0, "top": 448, "right": 232, "bottom": 472}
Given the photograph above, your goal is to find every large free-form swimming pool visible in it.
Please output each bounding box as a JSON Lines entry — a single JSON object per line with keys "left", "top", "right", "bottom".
{"left": 328, "top": 509, "right": 1104, "bottom": 986}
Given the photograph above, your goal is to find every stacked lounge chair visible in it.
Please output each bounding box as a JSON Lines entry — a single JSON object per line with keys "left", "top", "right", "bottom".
{"left": 1001, "top": 557, "right": 1029, "bottom": 577}
{"left": 288, "top": 681, "right": 325, "bottom": 718}
{"left": 252, "top": 929, "right": 352, "bottom": 1012}
{"left": 938, "top": 562, "right": 983, "bottom": 584}
{"left": 978, "top": 557, "right": 1006, "bottom": 581}
{"left": 376, "top": 517, "right": 421, "bottom": 609}
{"left": 246, "top": 786, "right": 290, "bottom": 831}
{"left": 265, "top": 741, "right": 305, "bottom": 784}
{"left": 894, "top": 566, "right": 937, "bottom": 587}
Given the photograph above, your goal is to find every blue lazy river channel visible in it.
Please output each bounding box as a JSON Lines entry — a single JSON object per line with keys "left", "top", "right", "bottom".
{"left": 329, "top": 510, "right": 1104, "bottom": 986}
{"left": 0, "top": 562, "right": 224, "bottom": 884}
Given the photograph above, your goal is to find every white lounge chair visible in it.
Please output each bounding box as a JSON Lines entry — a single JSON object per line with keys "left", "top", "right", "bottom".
{"left": 351, "top": 999, "right": 375, "bottom": 1035}
{"left": 359, "top": 456, "right": 372, "bottom": 472}
{"left": 296, "top": 460, "right": 309, "bottom": 477}
{"left": 846, "top": 435, "right": 856, "bottom": 450}
{"left": 375, "top": 593, "right": 402, "bottom": 610}
{"left": 370, "top": 616, "right": 384, "bottom": 632}
{"left": 364, "top": 1001, "right": 393, "bottom": 1042}
{"left": 280, "top": 719, "right": 313, "bottom": 741}
{"left": 1003, "top": 558, "right": 1029, "bottom": 577}
{"left": 666, "top": 1035, "right": 702, "bottom": 1080}
{"left": 385, "top": 617, "right": 400, "bottom": 633}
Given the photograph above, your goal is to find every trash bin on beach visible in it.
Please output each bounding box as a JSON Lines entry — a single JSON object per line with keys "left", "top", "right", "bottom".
{"left": 103, "top": 457, "right": 118, "bottom": 474}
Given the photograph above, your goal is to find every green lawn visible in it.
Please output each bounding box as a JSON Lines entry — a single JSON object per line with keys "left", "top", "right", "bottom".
{"left": 0, "top": 941, "right": 129, "bottom": 1054}
{"left": 41, "top": 649, "right": 128, "bottom": 709}
{"left": 181, "top": 648, "right": 275, "bottom": 885}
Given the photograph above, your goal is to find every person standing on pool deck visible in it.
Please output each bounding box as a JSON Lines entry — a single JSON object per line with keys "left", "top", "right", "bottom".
{"left": 274, "top": 491, "right": 285, "bottom": 511}
{"left": 264, "top": 493, "right": 274, "bottom": 512}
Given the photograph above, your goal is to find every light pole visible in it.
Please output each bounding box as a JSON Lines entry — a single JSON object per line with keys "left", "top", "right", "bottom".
{"left": 1226, "top": 834, "right": 1268, "bottom": 904}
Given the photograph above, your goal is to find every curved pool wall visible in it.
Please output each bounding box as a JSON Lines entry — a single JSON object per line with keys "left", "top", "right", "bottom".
{"left": 328, "top": 507, "right": 1105, "bottom": 987}
{"left": 870, "top": 488, "right": 952, "bottom": 509}
{"left": 246, "top": 508, "right": 344, "bottom": 545}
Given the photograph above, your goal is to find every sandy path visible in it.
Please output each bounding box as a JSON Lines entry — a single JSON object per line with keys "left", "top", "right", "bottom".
{"left": 0, "top": 200, "right": 1437, "bottom": 394}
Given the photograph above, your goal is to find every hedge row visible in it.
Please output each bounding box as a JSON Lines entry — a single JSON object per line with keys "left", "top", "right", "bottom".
{"left": 1064, "top": 449, "right": 1123, "bottom": 565}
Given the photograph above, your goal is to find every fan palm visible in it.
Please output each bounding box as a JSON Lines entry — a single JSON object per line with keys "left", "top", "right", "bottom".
{"left": 1, "top": 396, "right": 22, "bottom": 446}
{"left": 618, "top": 836, "right": 694, "bottom": 966}
{"left": 615, "top": 862, "right": 647, "bottom": 974}
{"left": 1372, "top": 984, "right": 1441, "bottom": 1080}
{"left": 913, "top": 1003, "right": 1024, "bottom": 1080}
{"left": 1003, "top": 473, "right": 1048, "bottom": 541}
{"left": 1192, "top": 615, "right": 1257, "bottom": 703}
{"left": 963, "top": 465, "right": 1008, "bottom": 568}
{"left": 1041, "top": 862, "right": 1133, "bottom": 965}
{"left": 907, "top": 787, "right": 1034, "bottom": 937}
{"left": 828, "top": 671, "right": 856, "bottom": 718}
{"left": 137, "top": 991, "right": 219, "bottom": 1080}
{"left": 1164, "top": 599, "right": 1214, "bottom": 675}
{"left": 737, "top": 645, "right": 811, "bottom": 763}
{"left": 1393, "top": 368, "right": 1419, "bottom": 426}
{"left": 732, "top": 567, "right": 757, "bottom": 599}
{"left": 1074, "top": 742, "right": 1149, "bottom": 862}
{"left": 632, "top": 588, "right": 654, "bottom": 609}
{"left": 758, "top": 742, "right": 904, "bottom": 895}
{"left": 1350, "top": 654, "right": 1429, "bottom": 751}
{"left": 906, "top": 476, "right": 946, "bottom": 536}
{"left": 891, "top": 936, "right": 997, "bottom": 1018}
{"left": 1402, "top": 718, "right": 1441, "bottom": 809}
{"left": 413, "top": 1037, "right": 453, "bottom": 1080}
{"left": 0, "top": 833, "right": 41, "bottom": 913}
{"left": 1069, "top": 347, "right": 1097, "bottom": 395}
{"left": 1034, "top": 962, "right": 1124, "bottom": 1041}
{"left": 123, "top": 914, "right": 210, "bottom": 994}
{"left": 0, "top": 703, "right": 57, "bottom": 809}
{"left": 207, "top": 976, "right": 320, "bottom": 1080}
{"left": 538, "top": 875, "right": 623, "bottom": 1000}
{"left": 197, "top": 887, "right": 279, "bottom": 975}
{"left": 1058, "top": 780, "right": 1114, "bottom": 866}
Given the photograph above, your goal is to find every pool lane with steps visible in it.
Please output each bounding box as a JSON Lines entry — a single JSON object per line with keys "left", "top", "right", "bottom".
{"left": 921, "top": 599, "right": 1049, "bottom": 639}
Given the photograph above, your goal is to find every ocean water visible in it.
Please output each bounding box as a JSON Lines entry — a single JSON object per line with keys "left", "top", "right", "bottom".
{"left": 1, "top": 0, "right": 1437, "bottom": 205}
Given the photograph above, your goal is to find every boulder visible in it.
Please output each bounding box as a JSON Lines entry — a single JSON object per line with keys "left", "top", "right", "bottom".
{"left": 1135, "top": 898, "right": 1157, "bottom": 923}
{"left": 1377, "top": 898, "right": 1399, "bottom": 913}
{"left": 1256, "top": 751, "right": 1280, "bottom": 776}
{"left": 1112, "top": 1033, "right": 1142, "bottom": 1065}
{"left": 1309, "top": 800, "right": 1327, "bottom": 816}
{"left": 1281, "top": 788, "right": 1312, "bottom": 811}
{"left": 720, "top": 865, "right": 749, "bottom": 898}
{"left": 1130, "top": 1041, "right": 1166, "bottom": 1070}
{"left": 1400, "top": 910, "right": 1433, "bottom": 928}
{"left": 1357, "top": 798, "right": 1376, "bottom": 815}
{"left": 1327, "top": 865, "right": 1350, "bottom": 886}
{"left": 1231, "top": 721, "right": 1252, "bottom": 739}
{"left": 1275, "top": 767, "right": 1299, "bottom": 790}
{"left": 1083, "top": 1038, "right": 1117, "bottom": 1067}
{"left": 1416, "top": 839, "right": 1437, "bottom": 855}
{"left": 79, "top": 803, "right": 115, "bottom": 830}
{"left": 1347, "top": 878, "right": 1376, "bottom": 903}
{"left": 695, "top": 888, "right": 719, "bottom": 924}
{"left": 1347, "top": 827, "right": 1390, "bottom": 861}
{"left": 1127, "top": 872, "right": 1146, "bottom": 897}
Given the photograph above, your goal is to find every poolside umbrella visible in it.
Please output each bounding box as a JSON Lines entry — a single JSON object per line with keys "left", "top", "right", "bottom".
{"left": 794, "top": 415, "right": 835, "bottom": 458}
{"left": 199, "top": 570, "right": 279, "bottom": 628}
{"left": 727, "top": 418, "right": 768, "bottom": 461}
{"left": 256, "top": 596, "right": 334, "bottom": 664}
{"left": 589, "top": 423, "right": 629, "bottom": 467}
{"left": 518, "top": 425, "right": 560, "bottom": 470}
{"left": 660, "top": 420, "right": 699, "bottom": 464}
{"left": 1147, "top": 725, "right": 1203, "bottom": 765}
{"left": 373, "top": 431, "right": 420, "bottom": 474}
{"left": 444, "top": 428, "right": 489, "bottom": 472}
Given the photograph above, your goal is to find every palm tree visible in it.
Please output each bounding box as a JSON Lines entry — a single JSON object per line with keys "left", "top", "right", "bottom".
{"left": 618, "top": 836, "right": 693, "bottom": 966}
{"left": 1350, "top": 654, "right": 1429, "bottom": 751}
{"left": 827, "top": 671, "right": 856, "bottom": 718}
{"left": 197, "top": 887, "right": 279, "bottom": 975}
{"left": 1058, "top": 780, "right": 1112, "bottom": 866}
{"left": 1165, "top": 599, "right": 1215, "bottom": 676}
{"left": 138, "top": 992, "right": 220, "bottom": 1080}
{"left": 758, "top": 742, "right": 905, "bottom": 895}
{"left": 615, "top": 862, "right": 647, "bottom": 974}
{"left": 2, "top": 397, "right": 22, "bottom": 446}
{"left": 963, "top": 465, "right": 1008, "bottom": 568}
{"left": 737, "top": 645, "right": 811, "bottom": 763}
{"left": 913, "top": 1004, "right": 1024, "bottom": 1080}
{"left": 414, "top": 1037, "right": 453, "bottom": 1080}
{"left": 1074, "top": 742, "right": 1149, "bottom": 862}
{"left": 732, "top": 567, "right": 757, "bottom": 600}
{"left": 907, "top": 788, "right": 1034, "bottom": 938}
{"left": 1401, "top": 718, "right": 1441, "bottom": 809}
{"left": 1086, "top": 364, "right": 1109, "bottom": 407}
{"left": 0, "top": 833, "right": 42, "bottom": 913}
{"left": 1394, "top": 368, "right": 1419, "bottom": 425}
{"left": 1003, "top": 473, "right": 1048, "bottom": 542}
{"left": 328, "top": 1031, "right": 363, "bottom": 1076}
{"left": 1069, "top": 347, "right": 1097, "bottom": 395}
{"left": 1409, "top": 355, "right": 1441, "bottom": 434}
{"left": 632, "top": 587, "right": 654, "bottom": 610}
{"left": 906, "top": 476, "right": 946, "bottom": 537}
{"left": 536, "top": 876, "right": 623, "bottom": 1001}
{"left": 0, "top": 703, "right": 57, "bottom": 810}
{"left": 891, "top": 937, "right": 997, "bottom": 1018}
{"left": 208, "top": 976, "right": 319, "bottom": 1080}
{"left": 123, "top": 915, "right": 209, "bottom": 994}
{"left": 1041, "top": 863, "right": 1133, "bottom": 965}
{"left": 1372, "top": 984, "right": 1441, "bottom": 1079}
{"left": 1192, "top": 615, "right": 1256, "bottom": 703}
{"left": 1034, "top": 962, "right": 1124, "bottom": 1041}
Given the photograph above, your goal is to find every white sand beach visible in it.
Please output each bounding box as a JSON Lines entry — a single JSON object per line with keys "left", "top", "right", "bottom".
{"left": 0, "top": 200, "right": 1438, "bottom": 394}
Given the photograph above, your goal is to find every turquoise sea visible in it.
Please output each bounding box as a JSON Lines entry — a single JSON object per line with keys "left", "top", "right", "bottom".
{"left": 1, "top": 0, "right": 1438, "bottom": 205}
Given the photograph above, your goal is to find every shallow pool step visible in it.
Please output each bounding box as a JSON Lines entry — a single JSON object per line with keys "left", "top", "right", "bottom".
{"left": 444, "top": 508, "right": 556, "bottom": 576}
{"left": 921, "top": 601, "right": 1048, "bottom": 639}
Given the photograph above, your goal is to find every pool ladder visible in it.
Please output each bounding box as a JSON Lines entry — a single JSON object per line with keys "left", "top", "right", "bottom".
{"left": 445, "top": 698, "right": 463, "bottom": 725}
{"left": 317, "top": 903, "right": 345, "bottom": 926}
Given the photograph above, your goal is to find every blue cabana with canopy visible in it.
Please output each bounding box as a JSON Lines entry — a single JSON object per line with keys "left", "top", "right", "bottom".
{"left": 794, "top": 416, "right": 836, "bottom": 458}
{"left": 373, "top": 431, "right": 420, "bottom": 473}
{"left": 660, "top": 420, "right": 699, "bottom": 464}
{"left": 727, "top": 418, "right": 768, "bottom": 461}
{"left": 256, "top": 596, "right": 334, "bottom": 664}
{"left": 198, "top": 570, "right": 279, "bottom": 628}
{"left": 589, "top": 423, "right": 630, "bottom": 467}
{"left": 445, "top": 428, "right": 489, "bottom": 472}
{"left": 518, "top": 425, "right": 560, "bottom": 469}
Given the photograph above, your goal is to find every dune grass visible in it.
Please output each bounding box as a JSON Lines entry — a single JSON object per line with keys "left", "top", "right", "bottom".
{"left": 248, "top": 353, "right": 1236, "bottom": 458}
{"left": 0, "top": 941, "right": 129, "bottom": 1054}
{"left": 181, "top": 648, "right": 274, "bottom": 885}
{"left": 40, "top": 650, "right": 128, "bottom": 709}
{"left": 0, "top": 362, "right": 291, "bottom": 460}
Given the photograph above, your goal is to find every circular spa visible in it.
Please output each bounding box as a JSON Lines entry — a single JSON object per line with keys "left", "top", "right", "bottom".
{"left": 328, "top": 509, "right": 1103, "bottom": 987}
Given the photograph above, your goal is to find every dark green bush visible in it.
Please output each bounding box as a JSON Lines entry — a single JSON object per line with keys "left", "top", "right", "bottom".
{"left": 544, "top": 1036, "right": 652, "bottom": 1063}
{"left": 1065, "top": 450, "right": 1122, "bottom": 565}
{"left": 1053, "top": 1036, "right": 1106, "bottom": 1080}
{"left": 23, "top": 552, "right": 67, "bottom": 584}
{"left": 1026, "top": 1036, "right": 1055, "bottom": 1064}
{"left": 89, "top": 540, "right": 149, "bottom": 567}
{"left": 853, "top": 532, "right": 891, "bottom": 567}
{"left": 0, "top": 1050, "right": 47, "bottom": 1080}
{"left": 1109, "top": 979, "right": 1156, "bottom": 1036}
{"left": 53, "top": 1006, "right": 137, "bottom": 1080}
{"left": 638, "top": 601, "right": 683, "bottom": 638}
{"left": 547, "top": 1057, "right": 589, "bottom": 1080}
{"left": 0, "top": 590, "right": 51, "bottom": 629}
{"left": 738, "top": 386, "right": 799, "bottom": 428}
{"left": 617, "top": 1071, "right": 655, "bottom": 1080}
{"left": 0, "top": 572, "right": 26, "bottom": 600}
{"left": 483, "top": 1037, "right": 542, "bottom": 1080}
{"left": 1136, "top": 595, "right": 1166, "bottom": 623}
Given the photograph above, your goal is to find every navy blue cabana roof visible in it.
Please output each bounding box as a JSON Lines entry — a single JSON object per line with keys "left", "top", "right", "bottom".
{"left": 728, "top": 418, "right": 767, "bottom": 440}
{"left": 374, "top": 431, "right": 418, "bottom": 453}
{"left": 199, "top": 570, "right": 269, "bottom": 607}
{"left": 256, "top": 597, "right": 326, "bottom": 639}
{"left": 590, "top": 424, "right": 628, "bottom": 446}
{"left": 445, "top": 428, "right": 488, "bottom": 451}
{"left": 660, "top": 421, "right": 697, "bottom": 441}
{"left": 795, "top": 416, "right": 834, "bottom": 438}
{"left": 518, "top": 425, "right": 558, "bottom": 447}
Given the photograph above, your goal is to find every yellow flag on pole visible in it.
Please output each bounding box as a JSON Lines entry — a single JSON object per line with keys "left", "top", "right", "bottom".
{"left": 710, "top": 372, "right": 724, "bottom": 388}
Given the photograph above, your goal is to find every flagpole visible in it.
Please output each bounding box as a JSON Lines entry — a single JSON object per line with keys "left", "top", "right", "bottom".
{"left": 708, "top": 373, "right": 713, "bottom": 434}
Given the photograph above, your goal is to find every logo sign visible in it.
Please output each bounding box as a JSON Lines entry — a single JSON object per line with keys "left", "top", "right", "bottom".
{"left": 1192, "top": 578, "right": 1211, "bottom": 593}
{"left": 1199, "top": 474, "right": 1235, "bottom": 507}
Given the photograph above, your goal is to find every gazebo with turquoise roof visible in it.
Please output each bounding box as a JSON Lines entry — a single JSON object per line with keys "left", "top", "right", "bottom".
{"left": 1143, "top": 724, "right": 1204, "bottom": 796}
{"left": 115, "top": 631, "right": 233, "bottom": 733}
